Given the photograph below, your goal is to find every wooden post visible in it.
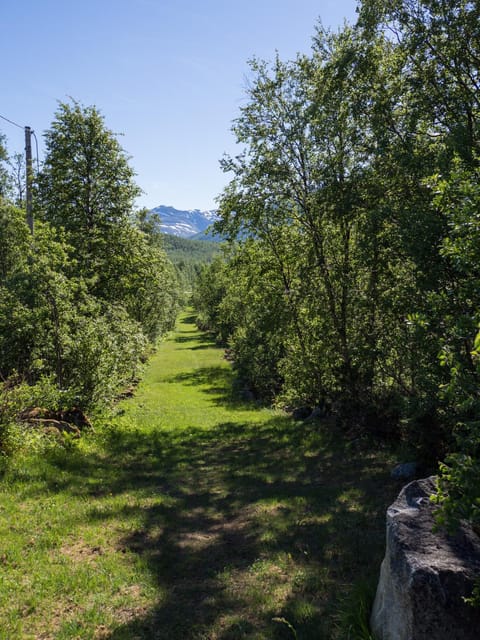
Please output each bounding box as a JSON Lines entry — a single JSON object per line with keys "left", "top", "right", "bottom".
{"left": 25, "top": 125, "right": 33, "bottom": 234}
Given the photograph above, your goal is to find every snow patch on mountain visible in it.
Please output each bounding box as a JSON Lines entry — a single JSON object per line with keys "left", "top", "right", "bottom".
{"left": 149, "top": 205, "right": 219, "bottom": 238}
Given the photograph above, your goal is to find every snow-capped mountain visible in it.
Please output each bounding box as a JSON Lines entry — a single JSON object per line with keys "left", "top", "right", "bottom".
{"left": 149, "top": 205, "right": 219, "bottom": 239}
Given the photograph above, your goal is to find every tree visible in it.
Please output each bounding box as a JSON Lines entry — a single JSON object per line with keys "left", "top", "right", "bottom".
{"left": 0, "top": 200, "right": 150, "bottom": 409}
{"left": 358, "top": 0, "right": 480, "bottom": 165}
{"left": 0, "top": 132, "right": 12, "bottom": 201}
{"left": 37, "top": 100, "right": 141, "bottom": 289}
{"left": 8, "top": 152, "right": 25, "bottom": 207}
{"left": 214, "top": 27, "right": 426, "bottom": 411}
{"left": 36, "top": 100, "right": 179, "bottom": 340}
{"left": 427, "top": 156, "right": 480, "bottom": 529}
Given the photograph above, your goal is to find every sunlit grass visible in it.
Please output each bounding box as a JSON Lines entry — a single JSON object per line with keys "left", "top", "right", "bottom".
{"left": 0, "top": 310, "right": 400, "bottom": 639}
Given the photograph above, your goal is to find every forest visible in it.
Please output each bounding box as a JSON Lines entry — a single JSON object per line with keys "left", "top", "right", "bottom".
{"left": 161, "top": 232, "right": 220, "bottom": 289}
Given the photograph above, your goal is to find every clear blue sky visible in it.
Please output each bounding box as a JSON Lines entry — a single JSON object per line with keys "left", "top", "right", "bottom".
{"left": 1, "top": 0, "right": 358, "bottom": 211}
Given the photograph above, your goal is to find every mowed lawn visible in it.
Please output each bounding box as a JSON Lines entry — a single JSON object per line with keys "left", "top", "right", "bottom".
{"left": 0, "top": 311, "right": 400, "bottom": 639}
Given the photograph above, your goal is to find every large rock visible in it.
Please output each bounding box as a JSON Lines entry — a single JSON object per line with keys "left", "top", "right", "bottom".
{"left": 371, "top": 476, "right": 480, "bottom": 640}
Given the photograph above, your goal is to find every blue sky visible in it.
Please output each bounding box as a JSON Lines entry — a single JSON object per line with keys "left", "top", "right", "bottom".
{"left": 1, "top": 0, "right": 358, "bottom": 211}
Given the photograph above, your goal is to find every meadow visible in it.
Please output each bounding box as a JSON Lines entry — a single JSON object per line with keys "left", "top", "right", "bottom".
{"left": 0, "top": 312, "right": 400, "bottom": 639}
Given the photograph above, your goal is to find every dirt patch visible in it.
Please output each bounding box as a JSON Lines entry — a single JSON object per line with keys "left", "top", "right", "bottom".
{"left": 32, "top": 598, "right": 84, "bottom": 640}
{"left": 59, "top": 540, "right": 104, "bottom": 564}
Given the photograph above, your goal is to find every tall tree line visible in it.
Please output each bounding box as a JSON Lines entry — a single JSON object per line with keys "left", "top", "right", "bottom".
{"left": 193, "top": 0, "right": 480, "bottom": 528}
{"left": 0, "top": 101, "right": 180, "bottom": 416}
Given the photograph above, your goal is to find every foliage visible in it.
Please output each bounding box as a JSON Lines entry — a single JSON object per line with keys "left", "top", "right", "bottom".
{"left": 0, "top": 204, "right": 149, "bottom": 410}
{"left": 428, "top": 157, "right": 480, "bottom": 530}
{"left": 161, "top": 232, "right": 221, "bottom": 290}
{"left": 191, "top": 254, "right": 232, "bottom": 339}
{"left": 192, "top": 0, "right": 480, "bottom": 530}
{"left": 0, "top": 133, "right": 11, "bottom": 200}
{"left": 0, "top": 102, "right": 180, "bottom": 427}
{"left": 197, "top": 239, "right": 289, "bottom": 399}
{"left": 36, "top": 100, "right": 140, "bottom": 283}
{"left": 203, "top": 28, "right": 433, "bottom": 414}
{"left": 34, "top": 100, "right": 179, "bottom": 340}
{"left": 91, "top": 222, "right": 180, "bottom": 340}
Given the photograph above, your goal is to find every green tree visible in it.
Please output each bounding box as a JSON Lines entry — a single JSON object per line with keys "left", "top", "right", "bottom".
{"left": 37, "top": 100, "right": 141, "bottom": 289}
{"left": 215, "top": 27, "right": 426, "bottom": 412}
{"left": 0, "top": 201, "right": 149, "bottom": 409}
{"left": 0, "top": 132, "right": 12, "bottom": 201}
{"left": 358, "top": 0, "right": 480, "bottom": 164}
{"left": 427, "top": 157, "right": 480, "bottom": 529}
{"left": 36, "top": 100, "right": 179, "bottom": 341}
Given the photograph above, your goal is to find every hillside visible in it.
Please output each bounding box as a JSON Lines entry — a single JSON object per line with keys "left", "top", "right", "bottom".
{"left": 161, "top": 233, "right": 221, "bottom": 289}
{"left": 162, "top": 233, "right": 220, "bottom": 263}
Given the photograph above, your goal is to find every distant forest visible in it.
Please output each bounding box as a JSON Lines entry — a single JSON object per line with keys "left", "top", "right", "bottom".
{"left": 161, "top": 234, "right": 220, "bottom": 289}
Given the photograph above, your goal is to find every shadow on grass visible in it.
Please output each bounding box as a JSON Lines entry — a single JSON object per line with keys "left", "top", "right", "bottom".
{"left": 174, "top": 335, "right": 210, "bottom": 346}
{"left": 30, "top": 414, "right": 397, "bottom": 639}
{"left": 166, "top": 366, "right": 262, "bottom": 411}
{"left": 182, "top": 314, "right": 199, "bottom": 326}
{"left": 174, "top": 319, "right": 219, "bottom": 352}
{"left": 10, "top": 313, "right": 397, "bottom": 639}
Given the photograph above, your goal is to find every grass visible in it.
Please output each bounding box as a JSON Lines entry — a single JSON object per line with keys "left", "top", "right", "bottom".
{"left": 0, "top": 311, "right": 402, "bottom": 639}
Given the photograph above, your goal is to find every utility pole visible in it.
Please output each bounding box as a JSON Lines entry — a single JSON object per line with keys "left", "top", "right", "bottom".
{"left": 25, "top": 125, "right": 33, "bottom": 234}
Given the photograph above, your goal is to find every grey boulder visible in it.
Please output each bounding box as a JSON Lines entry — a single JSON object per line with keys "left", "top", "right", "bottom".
{"left": 371, "top": 476, "right": 480, "bottom": 639}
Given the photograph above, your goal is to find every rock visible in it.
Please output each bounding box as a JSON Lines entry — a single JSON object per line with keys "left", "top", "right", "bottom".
{"left": 19, "top": 406, "right": 91, "bottom": 432}
{"left": 305, "top": 406, "right": 329, "bottom": 421}
{"left": 28, "top": 418, "right": 81, "bottom": 438}
{"left": 18, "top": 407, "right": 49, "bottom": 421}
{"left": 58, "top": 407, "right": 92, "bottom": 429}
{"left": 391, "top": 461, "right": 417, "bottom": 480}
{"left": 292, "top": 406, "right": 312, "bottom": 420}
{"left": 42, "top": 426, "right": 63, "bottom": 439}
{"left": 371, "top": 477, "right": 480, "bottom": 640}
{"left": 116, "top": 387, "right": 135, "bottom": 400}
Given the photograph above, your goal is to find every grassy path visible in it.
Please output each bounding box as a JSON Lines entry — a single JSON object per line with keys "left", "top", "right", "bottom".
{"left": 0, "top": 312, "right": 398, "bottom": 639}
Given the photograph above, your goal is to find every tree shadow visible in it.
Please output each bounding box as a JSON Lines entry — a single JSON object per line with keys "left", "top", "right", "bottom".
{"left": 13, "top": 313, "right": 399, "bottom": 638}
{"left": 174, "top": 335, "right": 209, "bottom": 345}
{"left": 165, "top": 366, "right": 261, "bottom": 411}
{"left": 34, "top": 415, "right": 397, "bottom": 639}
{"left": 182, "top": 314, "right": 199, "bottom": 326}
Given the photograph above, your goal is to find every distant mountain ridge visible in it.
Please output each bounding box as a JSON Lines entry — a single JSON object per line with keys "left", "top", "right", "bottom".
{"left": 149, "top": 205, "right": 219, "bottom": 239}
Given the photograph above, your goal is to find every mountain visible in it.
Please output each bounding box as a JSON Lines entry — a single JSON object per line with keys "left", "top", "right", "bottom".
{"left": 190, "top": 227, "right": 225, "bottom": 243}
{"left": 149, "top": 205, "right": 219, "bottom": 239}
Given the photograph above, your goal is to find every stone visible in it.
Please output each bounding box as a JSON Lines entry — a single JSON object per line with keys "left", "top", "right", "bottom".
{"left": 41, "top": 426, "right": 63, "bottom": 439}
{"left": 28, "top": 418, "right": 81, "bottom": 438}
{"left": 305, "top": 406, "right": 329, "bottom": 421}
{"left": 371, "top": 476, "right": 480, "bottom": 640}
{"left": 291, "top": 406, "right": 312, "bottom": 420}
{"left": 390, "top": 462, "right": 417, "bottom": 480}
{"left": 19, "top": 406, "right": 91, "bottom": 432}
{"left": 58, "top": 407, "right": 92, "bottom": 430}
{"left": 18, "top": 406, "right": 49, "bottom": 420}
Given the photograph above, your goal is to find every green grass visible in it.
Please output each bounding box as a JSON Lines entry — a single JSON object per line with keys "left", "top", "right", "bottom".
{"left": 0, "top": 311, "right": 401, "bottom": 639}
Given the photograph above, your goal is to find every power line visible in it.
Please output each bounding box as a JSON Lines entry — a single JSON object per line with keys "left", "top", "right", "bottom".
{"left": 0, "top": 112, "right": 24, "bottom": 130}
{"left": 0, "top": 113, "right": 39, "bottom": 169}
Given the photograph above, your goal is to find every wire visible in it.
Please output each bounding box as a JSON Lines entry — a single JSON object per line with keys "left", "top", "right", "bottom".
{"left": 32, "top": 130, "right": 40, "bottom": 172}
{"left": 0, "top": 112, "right": 24, "bottom": 130}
